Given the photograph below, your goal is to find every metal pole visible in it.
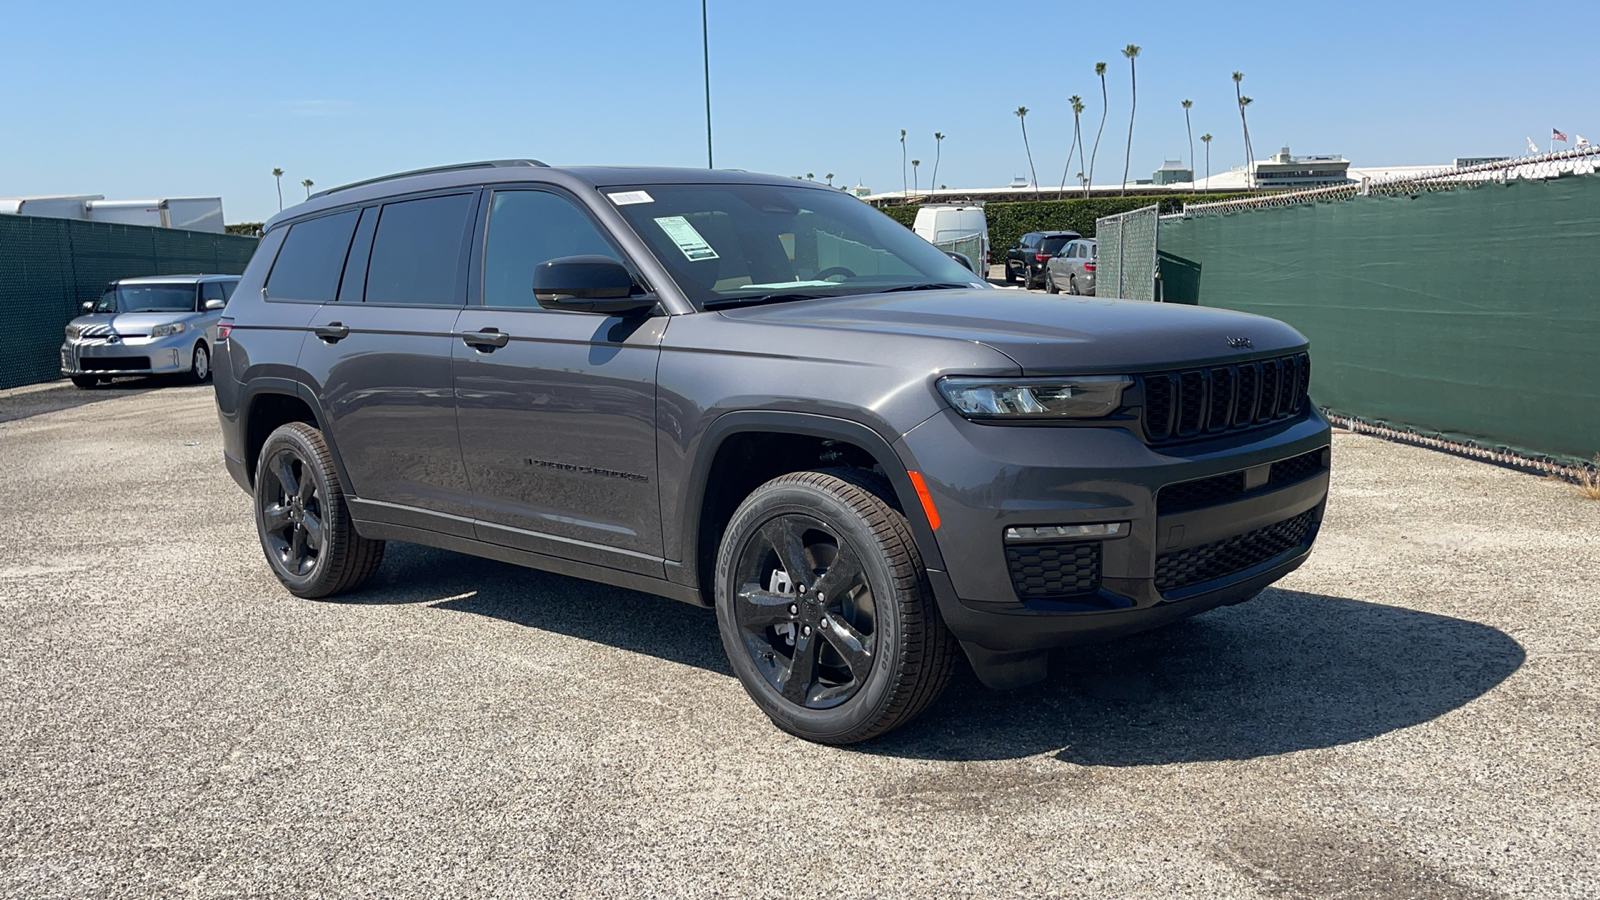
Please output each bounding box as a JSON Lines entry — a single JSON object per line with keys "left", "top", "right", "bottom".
{"left": 702, "top": 0, "right": 713, "bottom": 169}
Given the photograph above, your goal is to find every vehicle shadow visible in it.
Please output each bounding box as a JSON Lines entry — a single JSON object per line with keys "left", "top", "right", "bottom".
{"left": 365, "top": 544, "right": 1523, "bottom": 764}
{"left": 0, "top": 378, "right": 173, "bottom": 424}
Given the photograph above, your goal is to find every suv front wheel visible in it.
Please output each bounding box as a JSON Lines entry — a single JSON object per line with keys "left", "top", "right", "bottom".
{"left": 253, "top": 422, "right": 385, "bottom": 599}
{"left": 714, "top": 469, "right": 957, "bottom": 744}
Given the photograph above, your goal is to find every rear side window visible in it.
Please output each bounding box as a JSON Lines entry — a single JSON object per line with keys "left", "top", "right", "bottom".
{"left": 482, "top": 191, "right": 622, "bottom": 309}
{"left": 201, "top": 281, "right": 227, "bottom": 307}
{"left": 265, "top": 211, "right": 359, "bottom": 303}
{"left": 220, "top": 279, "right": 238, "bottom": 300}
{"left": 364, "top": 193, "right": 475, "bottom": 306}
{"left": 1040, "top": 236, "right": 1074, "bottom": 254}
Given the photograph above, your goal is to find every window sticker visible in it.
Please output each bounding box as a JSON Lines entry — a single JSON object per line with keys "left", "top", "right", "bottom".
{"left": 654, "top": 216, "right": 719, "bottom": 261}
{"left": 608, "top": 190, "right": 654, "bottom": 206}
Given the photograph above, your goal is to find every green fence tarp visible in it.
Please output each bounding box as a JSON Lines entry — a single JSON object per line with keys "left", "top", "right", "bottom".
{"left": 1159, "top": 175, "right": 1600, "bottom": 465}
{"left": 0, "top": 216, "right": 259, "bottom": 389}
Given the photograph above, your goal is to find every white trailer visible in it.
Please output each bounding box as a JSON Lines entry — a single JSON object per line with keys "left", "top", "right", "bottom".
{"left": 86, "top": 198, "right": 224, "bottom": 234}
{"left": 0, "top": 195, "right": 103, "bottom": 220}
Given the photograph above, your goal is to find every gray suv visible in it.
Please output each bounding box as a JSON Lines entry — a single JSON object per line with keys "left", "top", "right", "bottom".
{"left": 213, "top": 161, "right": 1330, "bottom": 744}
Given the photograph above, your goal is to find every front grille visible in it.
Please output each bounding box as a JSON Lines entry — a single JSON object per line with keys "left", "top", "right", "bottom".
{"left": 1154, "top": 509, "right": 1317, "bottom": 593}
{"left": 1005, "top": 541, "right": 1102, "bottom": 599}
{"left": 1157, "top": 448, "right": 1329, "bottom": 515}
{"left": 80, "top": 357, "right": 151, "bottom": 372}
{"left": 1139, "top": 352, "right": 1310, "bottom": 443}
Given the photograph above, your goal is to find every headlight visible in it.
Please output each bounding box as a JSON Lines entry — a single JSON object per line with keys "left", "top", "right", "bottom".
{"left": 64, "top": 324, "right": 81, "bottom": 340}
{"left": 938, "top": 375, "right": 1132, "bottom": 419}
{"left": 151, "top": 322, "right": 187, "bottom": 337}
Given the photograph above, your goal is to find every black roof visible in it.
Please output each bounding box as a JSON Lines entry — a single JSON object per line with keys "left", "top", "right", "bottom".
{"left": 267, "top": 162, "right": 809, "bottom": 233}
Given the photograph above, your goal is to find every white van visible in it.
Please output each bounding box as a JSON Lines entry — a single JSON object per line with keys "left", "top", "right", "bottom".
{"left": 912, "top": 203, "right": 990, "bottom": 274}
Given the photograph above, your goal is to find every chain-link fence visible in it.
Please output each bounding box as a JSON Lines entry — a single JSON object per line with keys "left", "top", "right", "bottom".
{"left": 0, "top": 215, "right": 259, "bottom": 390}
{"left": 931, "top": 231, "right": 985, "bottom": 274}
{"left": 1093, "top": 204, "right": 1159, "bottom": 301}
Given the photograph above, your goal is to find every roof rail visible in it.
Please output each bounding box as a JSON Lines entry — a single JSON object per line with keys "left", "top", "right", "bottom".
{"left": 309, "top": 159, "right": 550, "bottom": 199}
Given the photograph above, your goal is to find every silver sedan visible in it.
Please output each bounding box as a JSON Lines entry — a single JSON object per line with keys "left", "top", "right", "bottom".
{"left": 61, "top": 275, "right": 238, "bottom": 388}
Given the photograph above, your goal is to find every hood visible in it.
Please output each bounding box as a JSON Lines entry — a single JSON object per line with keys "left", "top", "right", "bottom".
{"left": 69, "top": 310, "right": 199, "bottom": 334}
{"left": 717, "top": 289, "right": 1308, "bottom": 373}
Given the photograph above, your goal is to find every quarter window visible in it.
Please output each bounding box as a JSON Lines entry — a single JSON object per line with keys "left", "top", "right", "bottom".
{"left": 364, "top": 193, "right": 475, "bottom": 306}
{"left": 265, "top": 210, "right": 359, "bottom": 303}
{"left": 482, "top": 191, "right": 623, "bottom": 309}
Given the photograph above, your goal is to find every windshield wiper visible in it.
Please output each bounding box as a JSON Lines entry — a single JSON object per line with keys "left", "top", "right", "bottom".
{"left": 876, "top": 282, "right": 972, "bottom": 294}
{"left": 704, "top": 292, "right": 831, "bottom": 310}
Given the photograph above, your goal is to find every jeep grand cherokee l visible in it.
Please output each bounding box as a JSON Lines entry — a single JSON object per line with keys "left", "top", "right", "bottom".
{"left": 212, "top": 160, "right": 1330, "bottom": 744}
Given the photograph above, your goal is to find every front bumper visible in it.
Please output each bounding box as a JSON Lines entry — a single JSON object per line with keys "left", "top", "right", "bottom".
{"left": 61, "top": 336, "right": 193, "bottom": 376}
{"left": 897, "top": 407, "right": 1330, "bottom": 663}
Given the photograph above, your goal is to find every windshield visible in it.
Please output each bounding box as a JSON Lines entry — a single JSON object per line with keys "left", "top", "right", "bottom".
{"left": 605, "top": 183, "right": 984, "bottom": 308}
{"left": 93, "top": 284, "right": 198, "bottom": 314}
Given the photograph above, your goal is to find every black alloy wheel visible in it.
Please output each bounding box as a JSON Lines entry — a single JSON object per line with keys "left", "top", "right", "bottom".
{"left": 253, "top": 422, "right": 385, "bottom": 598}
{"left": 715, "top": 469, "right": 957, "bottom": 744}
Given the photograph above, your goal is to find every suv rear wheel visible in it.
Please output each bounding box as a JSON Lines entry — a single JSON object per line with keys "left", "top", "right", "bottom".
{"left": 714, "top": 469, "right": 957, "bottom": 744}
{"left": 254, "top": 422, "right": 385, "bottom": 599}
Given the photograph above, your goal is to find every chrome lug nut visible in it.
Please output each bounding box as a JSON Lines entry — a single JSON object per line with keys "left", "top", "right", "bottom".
{"left": 788, "top": 604, "right": 798, "bottom": 616}
{"left": 802, "top": 625, "right": 812, "bottom": 636}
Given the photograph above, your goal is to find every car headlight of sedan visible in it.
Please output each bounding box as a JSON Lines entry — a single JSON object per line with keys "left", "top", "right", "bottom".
{"left": 938, "top": 375, "right": 1132, "bottom": 419}
{"left": 150, "top": 322, "right": 188, "bottom": 338}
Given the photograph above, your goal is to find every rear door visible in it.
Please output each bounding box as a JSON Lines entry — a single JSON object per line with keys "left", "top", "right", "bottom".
{"left": 452, "top": 187, "right": 667, "bottom": 576}
{"left": 299, "top": 191, "right": 479, "bottom": 533}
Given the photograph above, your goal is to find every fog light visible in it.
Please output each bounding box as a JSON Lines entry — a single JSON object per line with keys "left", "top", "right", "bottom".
{"left": 1005, "top": 522, "right": 1128, "bottom": 542}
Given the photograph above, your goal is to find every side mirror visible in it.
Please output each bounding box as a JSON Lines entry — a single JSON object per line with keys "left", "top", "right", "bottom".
{"left": 945, "top": 251, "right": 975, "bottom": 273}
{"left": 204, "top": 298, "right": 226, "bottom": 311}
{"left": 82, "top": 301, "right": 94, "bottom": 312}
{"left": 533, "top": 255, "right": 654, "bottom": 316}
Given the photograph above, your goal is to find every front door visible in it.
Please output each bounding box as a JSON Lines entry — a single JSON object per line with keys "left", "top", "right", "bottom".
{"left": 453, "top": 188, "right": 666, "bottom": 577}
{"left": 298, "top": 192, "right": 479, "bottom": 532}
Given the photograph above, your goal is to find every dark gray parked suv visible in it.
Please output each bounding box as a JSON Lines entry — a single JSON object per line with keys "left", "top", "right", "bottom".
{"left": 213, "top": 160, "right": 1330, "bottom": 744}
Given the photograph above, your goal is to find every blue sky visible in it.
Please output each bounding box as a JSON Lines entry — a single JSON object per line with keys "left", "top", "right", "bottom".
{"left": 3, "top": 0, "right": 1596, "bottom": 222}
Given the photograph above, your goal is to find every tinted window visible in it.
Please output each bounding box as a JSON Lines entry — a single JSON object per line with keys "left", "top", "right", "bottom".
{"left": 220, "top": 279, "right": 238, "bottom": 300}
{"left": 1040, "top": 236, "right": 1076, "bottom": 254}
{"left": 265, "top": 211, "right": 359, "bottom": 303}
{"left": 483, "top": 191, "right": 622, "bottom": 309}
{"left": 201, "top": 281, "right": 227, "bottom": 306}
{"left": 364, "top": 194, "right": 474, "bottom": 306}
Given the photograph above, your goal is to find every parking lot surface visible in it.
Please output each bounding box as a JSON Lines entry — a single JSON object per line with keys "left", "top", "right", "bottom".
{"left": 2, "top": 380, "right": 1596, "bottom": 898}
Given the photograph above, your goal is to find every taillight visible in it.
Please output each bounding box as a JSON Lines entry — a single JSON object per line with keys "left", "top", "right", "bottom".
{"left": 216, "top": 318, "right": 234, "bottom": 342}
{"left": 1084, "top": 263, "right": 1096, "bottom": 273}
{"left": 1035, "top": 253, "right": 1049, "bottom": 262}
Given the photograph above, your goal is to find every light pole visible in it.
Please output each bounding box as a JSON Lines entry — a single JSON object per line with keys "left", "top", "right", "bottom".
{"left": 702, "top": 0, "right": 713, "bottom": 168}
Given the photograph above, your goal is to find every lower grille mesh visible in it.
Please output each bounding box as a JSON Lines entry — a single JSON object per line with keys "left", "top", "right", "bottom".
{"left": 1005, "top": 541, "right": 1102, "bottom": 599}
{"left": 1154, "top": 509, "right": 1317, "bottom": 593}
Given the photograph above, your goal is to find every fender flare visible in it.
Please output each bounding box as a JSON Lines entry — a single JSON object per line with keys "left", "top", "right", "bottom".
{"left": 236, "top": 376, "right": 355, "bottom": 495}
{"left": 674, "top": 409, "right": 948, "bottom": 594}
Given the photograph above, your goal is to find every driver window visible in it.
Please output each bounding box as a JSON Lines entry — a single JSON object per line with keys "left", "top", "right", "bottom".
{"left": 201, "top": 281, "right": 227, "bottom": 309}
{"left": 483, "top": 191, "right": 624, "bottom": 309}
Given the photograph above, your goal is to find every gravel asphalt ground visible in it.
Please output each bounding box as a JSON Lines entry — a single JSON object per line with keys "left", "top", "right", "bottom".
{"left": 1, "top": 379, "right": 1595, "bottom": 899}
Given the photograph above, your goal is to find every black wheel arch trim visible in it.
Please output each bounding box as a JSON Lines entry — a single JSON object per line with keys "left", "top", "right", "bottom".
{"left": 235, "top": 375, "right": 356, "bottom": 497}
{"left": 674, "top": 410, "right": 949, "bottom": 599}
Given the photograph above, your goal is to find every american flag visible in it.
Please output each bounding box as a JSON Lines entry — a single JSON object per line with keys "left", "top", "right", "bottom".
{"left": 1552, "top": 128, "right": 1569, "bottom": 143}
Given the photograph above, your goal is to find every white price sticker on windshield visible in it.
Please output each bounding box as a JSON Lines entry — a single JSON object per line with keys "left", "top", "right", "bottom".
{"left": 654, "top": 216, "right": 719, "bottom": 261}
{"left": 608, "top": 190, "right": 654, "bottom": 206}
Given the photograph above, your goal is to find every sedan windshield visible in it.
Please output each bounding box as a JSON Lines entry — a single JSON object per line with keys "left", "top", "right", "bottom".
{"left": 604, "top": 183, "right": 984, "bottom": 309}
{"left": 93, "top": 285, "right": 198, "bottom": 313}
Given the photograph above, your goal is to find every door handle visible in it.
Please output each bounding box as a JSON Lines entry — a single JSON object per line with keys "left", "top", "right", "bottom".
{"left": 313, "top": 323, "right": 349, "bottom": 343}
{"left": 462, "top": 328, "right": 510, "bottom": 350}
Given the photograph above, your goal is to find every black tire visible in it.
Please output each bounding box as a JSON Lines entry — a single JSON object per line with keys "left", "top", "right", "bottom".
{"left": 1068, "top": 275, "right": 1080, "bottom": 296}
{"left": 1003, "top": 262, "right": 1016, "bottom": 284}
{"left": 714, "top": 468, "right": 958, "bottom": 744}
{"left": 69, "top": 375, "right": 99, "bottom": 389}
{"left": 253, "top": 422, "right": 385, "bottom": 599}
{"left": 189, "top": 341, "right": 211, "bottom": 383}
{"left": 1024, "top": 264, "right": 1039, "bottom": 290}
{"left": 1045, "top": 269, "right": 1060, "bottom": 294}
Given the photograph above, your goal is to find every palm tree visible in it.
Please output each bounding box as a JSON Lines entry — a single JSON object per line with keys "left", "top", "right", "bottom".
{"left": 806, "top": 173, "right": 814, "bottom": 181}
{"left": 1059, "top": 96, "right": 1086, "bottom": 199}
{"left": 912, "top": 160, "right": 922, "bottom": 196}
{"left": 1072, "top": 97, "right": 1088, "bottom": 199}
{"left": 271, "top": 167, "right": 284, "bottom": 211}
{"left": 1233, "top": 72, "right": 1254, "bottom": 188}
{"left": 900, "top": 129, "right": 908, "bottom": 196}
{"left": 1087, "top": 62, "right": 1108, "bottom": 195}
{"left": 1182, "top": 99, "right": 1195, "bottom": 179}
{"left": 1240, "top": 97, "right": 1256, "bottom": 188}
{"left": 825, "top": 173, "right": 834, "bottom": 186}
{"left": 930, "top": 132, "right": 945, "bottom": 193}
{"left": 1120, "top": 44, "right": 1141, "bottom": 196}
{"left": 1015, "top": 106, "right": 1038, "bottom": 198}
{"left": 301, "top": 178, "right": 314, "bottom": 199}
{"left": 1200, "top": 133, "right": 1213, "bottom": 192}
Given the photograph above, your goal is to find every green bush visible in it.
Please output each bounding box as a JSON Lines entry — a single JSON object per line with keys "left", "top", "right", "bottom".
{"left": 877, "top": 194, "right": 1248, "bottom": 257}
